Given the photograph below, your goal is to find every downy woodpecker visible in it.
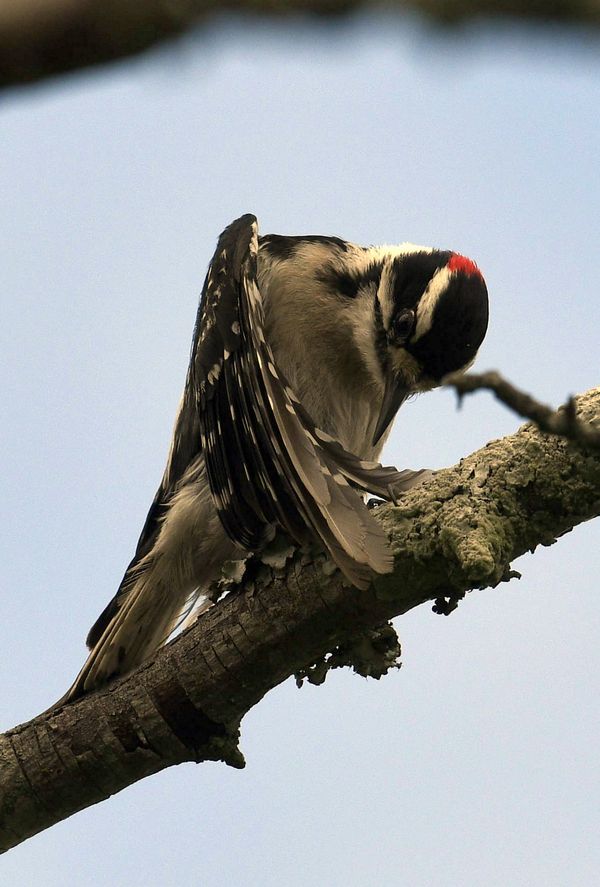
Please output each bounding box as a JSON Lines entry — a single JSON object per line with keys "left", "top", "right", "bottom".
{"left": 63, "top": 214, "right": 488, "bottom": 701}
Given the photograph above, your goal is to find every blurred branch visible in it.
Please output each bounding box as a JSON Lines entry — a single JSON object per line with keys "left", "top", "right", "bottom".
{"left": 1, "top": 0, "right": 600, "bottom": 91}
{"left": 446, "top": 371, "right": 600, "bottom": 449}
{"left": 2, "top": 385, "right": 600, "bottom": 851}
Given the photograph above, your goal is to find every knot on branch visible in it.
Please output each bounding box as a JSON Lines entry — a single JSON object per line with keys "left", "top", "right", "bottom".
{"left": 295, "top": 622, "right": 401, "bottom": 687}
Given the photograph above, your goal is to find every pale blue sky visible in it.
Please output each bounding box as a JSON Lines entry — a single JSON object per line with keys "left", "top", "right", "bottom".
{"left": 1, "top": 15, "right": 599, "bottom": 886}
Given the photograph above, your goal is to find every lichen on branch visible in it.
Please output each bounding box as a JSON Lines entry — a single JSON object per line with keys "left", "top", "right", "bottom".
{"left": 1, "top": 384, "right": 599, "bottom": 853}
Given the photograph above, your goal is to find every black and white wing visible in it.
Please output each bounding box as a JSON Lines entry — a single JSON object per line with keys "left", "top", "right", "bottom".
{"left": 85, "top": 212, "right": 422, "bottom": 658}
{"left": 56, "top": 215, "right": 430, "bottom": 706}
{"left": 192, "top": 213, "right": 417, "bottom": 589}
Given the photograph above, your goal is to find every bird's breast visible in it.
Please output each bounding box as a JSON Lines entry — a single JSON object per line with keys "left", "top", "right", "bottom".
{"left": 263, "top": 303, "right": 385, "bottom": 460}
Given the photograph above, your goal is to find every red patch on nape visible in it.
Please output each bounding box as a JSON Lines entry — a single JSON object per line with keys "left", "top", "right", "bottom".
{"left": 447, "top": 253, "right": 482, "bottom": 277}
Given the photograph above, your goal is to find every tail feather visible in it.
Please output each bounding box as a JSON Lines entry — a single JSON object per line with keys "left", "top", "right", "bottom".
{"left": 57, "top": 565, "right": 192, "bottom": 706}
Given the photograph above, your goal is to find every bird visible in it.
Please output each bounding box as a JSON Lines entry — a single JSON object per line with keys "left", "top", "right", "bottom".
{"left": 61, "top": 213, "right": 488, "bottom": 702}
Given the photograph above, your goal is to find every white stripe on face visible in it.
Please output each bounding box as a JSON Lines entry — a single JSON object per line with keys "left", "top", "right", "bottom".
{"left": 412, "top": 265, "right": 452, "bottom": 342}
{"left": 376, "top": 258, "right": 396, "bottom": 331}
{"left": 374, "top": 245, "right": 436, "bottom": 332}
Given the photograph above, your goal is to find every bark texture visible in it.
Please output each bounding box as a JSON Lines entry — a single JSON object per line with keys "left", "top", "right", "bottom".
{"left": 1, "top": 386, "right": 599, "bottom": 852}
{"left": 1, "top": 0, "right": 599, "bottom": 91}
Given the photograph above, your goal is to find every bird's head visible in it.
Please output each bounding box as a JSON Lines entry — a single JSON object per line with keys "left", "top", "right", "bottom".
{"left": 372, "top": 248, "right": 489, "bottom": 444}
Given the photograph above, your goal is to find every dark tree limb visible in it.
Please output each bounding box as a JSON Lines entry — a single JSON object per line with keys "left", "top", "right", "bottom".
{"left": 2, "top": 385, "right": 599, "bottom": 852}
{"left": 1, "top": 0, "right": 599, "bottom": 91}
{"left": 446, "top": 370, "right": 600, "bottom": 449}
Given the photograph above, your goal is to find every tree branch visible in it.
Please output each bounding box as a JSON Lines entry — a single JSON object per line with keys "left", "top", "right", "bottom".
{"left": 1, "top": 0, "right": 599, "bottom": 91}
{"left": 2, "top": 384, "right": 599, "bottom": 852}
{"left": 446, "top": 370, "right": 600, "bottom": 449}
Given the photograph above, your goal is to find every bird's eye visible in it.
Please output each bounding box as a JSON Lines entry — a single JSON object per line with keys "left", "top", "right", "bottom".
{"left": 392, "top": 310, "right": 415, "bottom": 344}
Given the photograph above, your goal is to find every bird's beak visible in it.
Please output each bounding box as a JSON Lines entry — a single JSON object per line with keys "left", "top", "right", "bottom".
{"left": 372, "top": 371, "right": 409, "bottom": 445}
